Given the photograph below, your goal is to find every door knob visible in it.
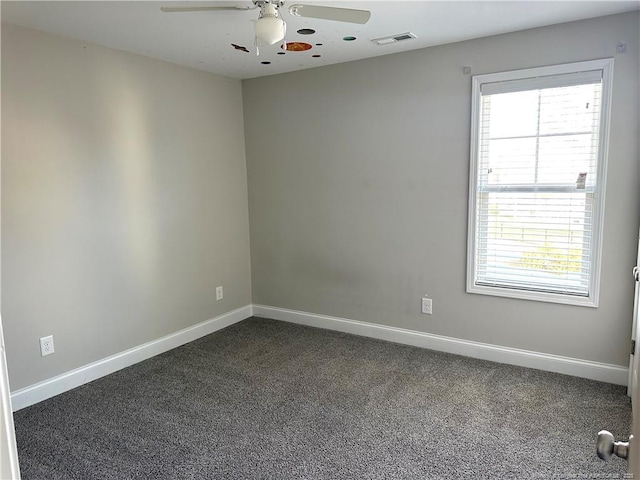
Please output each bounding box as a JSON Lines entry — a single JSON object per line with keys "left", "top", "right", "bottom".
{"left": 597, "top": 430, "right": 631, "bottom": 461}
{"left": 634, "top": 266, "right": 639, "bottom": 281}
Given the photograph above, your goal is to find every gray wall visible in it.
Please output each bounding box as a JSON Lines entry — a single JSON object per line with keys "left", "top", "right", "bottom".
{"left": 2, "top": 12, "right": 638, "bottom": 394}
{"left": 244, "top": 12, "right": 640, "bottom": 367}
{"left": 2, "top": 24, "right": 252, "bottom": 390}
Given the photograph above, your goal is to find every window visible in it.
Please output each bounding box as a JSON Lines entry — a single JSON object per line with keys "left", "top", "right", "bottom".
{"left": 467, "top": 59, "right": 613, "bottom": 307}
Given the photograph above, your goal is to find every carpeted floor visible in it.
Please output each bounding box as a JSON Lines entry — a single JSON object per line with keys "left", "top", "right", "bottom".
{"left": 13, "top": 317, "right": 632, "bottom": 479}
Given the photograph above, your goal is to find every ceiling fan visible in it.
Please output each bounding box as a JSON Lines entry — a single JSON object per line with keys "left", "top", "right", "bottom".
{"left": 161, "top": 1, "right": 371, "bottom": 52}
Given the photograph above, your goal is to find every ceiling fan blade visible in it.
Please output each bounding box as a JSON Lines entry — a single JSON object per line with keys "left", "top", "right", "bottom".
{"left": 160, "top": 5, "right": 254, "bottom": 13}
{"left": 288, "top": 4, "right": 371, "bottom": 24}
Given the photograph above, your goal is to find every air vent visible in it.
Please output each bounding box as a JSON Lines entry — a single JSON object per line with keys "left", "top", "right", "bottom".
{"left": 371, "top": 32, "right": 417, "bottom": 46}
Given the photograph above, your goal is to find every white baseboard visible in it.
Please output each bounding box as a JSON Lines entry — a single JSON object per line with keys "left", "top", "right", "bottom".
{"left": 11, "top": 305, "right": 252, "bottom": 411}
{"left": 253, "top": 305, "right": 629, "bottom": 386}
{"left": 12, "top": 302, "right": 628, "bottom": 412}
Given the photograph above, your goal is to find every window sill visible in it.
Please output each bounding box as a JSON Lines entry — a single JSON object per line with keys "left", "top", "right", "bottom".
{"left": 466, "top": 282, "right": 598, "bottom": 308}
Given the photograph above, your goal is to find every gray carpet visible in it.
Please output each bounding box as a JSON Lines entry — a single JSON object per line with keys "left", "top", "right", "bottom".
{"left": 14, "top": 317, "right": 631, "bottom": 479}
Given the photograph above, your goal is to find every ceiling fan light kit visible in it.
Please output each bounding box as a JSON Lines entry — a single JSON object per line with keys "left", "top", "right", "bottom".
{"left": 254, "top": 2, "right": 286, "bottom": 45}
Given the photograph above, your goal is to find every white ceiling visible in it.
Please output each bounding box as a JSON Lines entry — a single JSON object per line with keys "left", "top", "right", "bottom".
{"left": 2, "top": 1, "right": 638, "bottom": 79}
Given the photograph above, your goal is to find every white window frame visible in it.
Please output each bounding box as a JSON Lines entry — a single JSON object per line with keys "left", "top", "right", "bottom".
{"left": 466, "top": 59, "right": 614, "bottom": 307}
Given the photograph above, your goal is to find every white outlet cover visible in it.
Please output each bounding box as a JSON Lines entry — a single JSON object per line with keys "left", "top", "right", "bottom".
{"left": 421, "top": 297, "right": 432, "bottom": 314}
{"left": 216, "top": 286, "right": 223, "bottom": 300}
{"left": 40, "top": 335, "right": 55, "bottom": 356}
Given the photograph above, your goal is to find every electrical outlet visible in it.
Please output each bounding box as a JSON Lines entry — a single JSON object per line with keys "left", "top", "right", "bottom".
{"left": 216, "top": 286, "right": 223, "bottom": 301}
{"left": 421, "top": 297, "right": 432, "bottom": 315}
{"left": 40, "top": 335, "right": 55, "bottom": 356}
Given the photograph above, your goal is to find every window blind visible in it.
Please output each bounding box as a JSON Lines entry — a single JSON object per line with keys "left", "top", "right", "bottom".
{"left": 474, "top": 70, "right": 604, "bottom": 296}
